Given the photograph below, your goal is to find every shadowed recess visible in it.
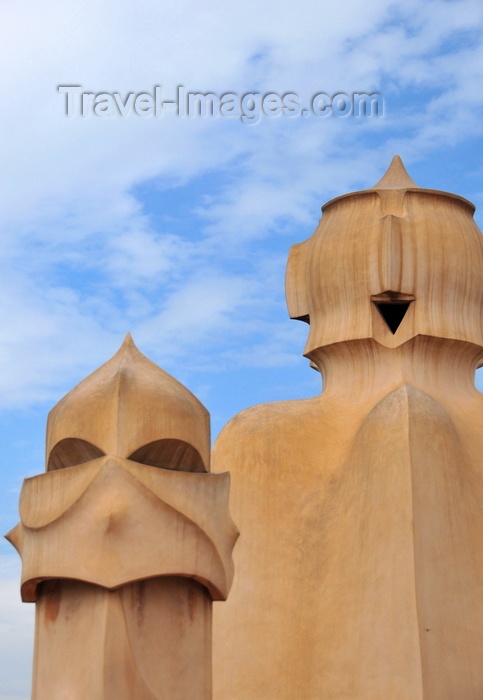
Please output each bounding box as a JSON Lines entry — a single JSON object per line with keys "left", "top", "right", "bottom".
{"left": 128, "top": 439, "right": 207, "bottom": 472}
{"left": 374, "top": 301, "right": 412, "bottom": 334}
{"left": 47, "top": 438, "right": 105, "bottom": 471}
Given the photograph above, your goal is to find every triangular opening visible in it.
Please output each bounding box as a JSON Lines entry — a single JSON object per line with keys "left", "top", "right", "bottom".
{"left": 374, "top": 301, "right": 411, "bottom": 334}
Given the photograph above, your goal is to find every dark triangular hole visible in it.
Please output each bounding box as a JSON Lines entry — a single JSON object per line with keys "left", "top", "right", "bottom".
{"left": 374, "top": 302, "right": 411, "bottom": 334}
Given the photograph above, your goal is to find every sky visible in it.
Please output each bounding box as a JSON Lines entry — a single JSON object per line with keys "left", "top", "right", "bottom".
{"left": 1, "top": 0, "right": 483, "bottom": 696}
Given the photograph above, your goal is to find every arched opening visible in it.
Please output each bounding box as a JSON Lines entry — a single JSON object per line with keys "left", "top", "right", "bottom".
{"left": 128, "top": 439, "right": 207, "bottom": 472}
{"left": 47, "top": 438, "right": 105, "bottom": 471}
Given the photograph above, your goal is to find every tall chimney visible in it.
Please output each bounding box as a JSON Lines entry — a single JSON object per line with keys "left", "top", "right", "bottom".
{"left": 7, "top": 334, "right": 238, "bottom": 699}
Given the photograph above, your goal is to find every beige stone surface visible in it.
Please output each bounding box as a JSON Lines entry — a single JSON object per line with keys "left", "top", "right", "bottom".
{"left": 7, "top": 335, "right": 238, "bottom": 699}
{"left": 32, "top": 578, "right": 212, "bottom": 700}
{"left": 9, "top": 455, "right": 235, "bottom": 602}
{"left": 213, "top": 157, "right": 483, "bottom": 699}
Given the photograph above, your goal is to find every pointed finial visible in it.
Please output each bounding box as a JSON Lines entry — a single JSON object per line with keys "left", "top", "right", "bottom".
{"left": 118, "top": 331, "right": 137, "bottom": 352}
{"left": 371, "top": 155, "right": 419, "bottom": 190}
{"left": 98, "top": 332, "right": 142, "bottom": 369}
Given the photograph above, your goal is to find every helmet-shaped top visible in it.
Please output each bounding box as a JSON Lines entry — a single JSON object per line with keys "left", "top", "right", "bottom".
{"left": 46, "top": 334, "right": 210, "bottom": 472}
{"left": 286, "top": 156, "right": 483, "bottom": 353}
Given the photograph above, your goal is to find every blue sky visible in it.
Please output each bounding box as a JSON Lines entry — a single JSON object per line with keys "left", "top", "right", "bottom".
{"left": 1, "top": 0, "right": 483, "bottom": 696}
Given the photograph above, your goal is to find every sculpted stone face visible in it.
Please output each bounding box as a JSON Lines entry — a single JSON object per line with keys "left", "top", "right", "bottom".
{"left": 7, "top": 334, "right": 238, "bottom": 700}
{"left": 8, "top": 335, "right": 237, "bottom": 603}
{"left": 213, "top": 157, "right": 483, "bottom": 700}
{"left": 286, "top": 156, "right": 483, "bottom": 354}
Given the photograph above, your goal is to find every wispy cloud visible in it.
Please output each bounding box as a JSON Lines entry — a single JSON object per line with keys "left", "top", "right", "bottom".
{"left": 1, "top": 1, "right": 483, "bottom": 694}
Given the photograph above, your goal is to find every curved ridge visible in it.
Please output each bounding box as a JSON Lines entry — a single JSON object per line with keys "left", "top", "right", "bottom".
{"left": 19, "top": 457, "right": 233, "bottom": 600}
{"left": 20, "top": 458, "right": 104, "bottom": 528}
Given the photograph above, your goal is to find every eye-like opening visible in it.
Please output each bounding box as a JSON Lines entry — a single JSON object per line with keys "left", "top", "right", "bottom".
{"left": 47, "top": 438, "right": 105, "bottom": 471}
{"left": 371, "top": 291, "right": 415, "bottom": 335}
{"left": 128, "top": 438, "right": 207, "bottom": 473}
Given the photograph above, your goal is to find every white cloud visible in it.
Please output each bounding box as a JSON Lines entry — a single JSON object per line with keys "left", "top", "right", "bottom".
{"left": 1, "top": 2, "right": 483, "bottom": 693}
